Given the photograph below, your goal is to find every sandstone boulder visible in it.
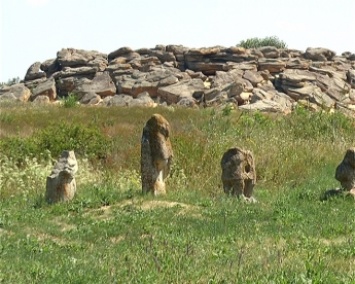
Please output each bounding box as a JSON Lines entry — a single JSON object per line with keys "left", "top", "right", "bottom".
{"left": 314, "top": 73, "right": 351, "bottom": 102}
{"left": 0, "top": 83, "right": 31, "bottom": 102}
{"left": 32, "top": 77, "right": 57, "bottom": 101}
{"left": 79, "top": 92, "right": 102, "bottom": 105}
{"left": 239, "top": 98, "right": 293, "bottom": 114}
{"left": 57, "top": 48, "right": 107, "bottom": 69}
{"left": 130, "top": 92, "right": 156, "bottom": 107}
{"left": 75, "top": 71, "right": 116, "bottom": 97}
{"left": 108, "top": 47, "right": 138, "bottom": 61}
{"left": 40, "top": 58, "right": 60, "bottom": 77}
{"left": 32, "top": 95, "right": 50, "bottom": 104}
{"left": 257, "top": 46, "right": 280, "bottom": 58}
{"left": 0, "top": 93, "right": 16, "bottom": 101}
{"left": 106, "top": 94, "right": 133, "bottom": 106}
{"left": 157, "top": 78, "right": 206, "bottom": 104}
{"left": 115, "top": 68, "right": 181, "bottom": 98}
{"left": 257, "top": 58, "right": 286, "bottom": 73}
{"left": 303, "top": 47, "right": 336, "bottom": 61}
{"left": 25, "top": 62, "right": 46, "bottom": 81}
{"left": 211, "top": 69, "right": 253, "bottom": 92}
{"left": 184, "top": 47, "right": 255, "bottom": 75}
{"left": 242, "top": 70, "right": 264, "bottom": 87}
{"left": 285, "top": 58, "right": 311, "bottom": 69}
{"left": 52, "top": 66, "right": 98, "bottom": 79}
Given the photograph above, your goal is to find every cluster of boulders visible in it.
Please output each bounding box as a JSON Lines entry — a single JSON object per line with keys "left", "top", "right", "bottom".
{"left": 1, "top": 45, "right": 354, "bottom": 115}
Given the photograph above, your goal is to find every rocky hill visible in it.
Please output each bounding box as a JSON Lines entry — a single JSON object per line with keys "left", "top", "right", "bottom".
{"left": 1, "top": 45, "right": 354, "bottom": 116}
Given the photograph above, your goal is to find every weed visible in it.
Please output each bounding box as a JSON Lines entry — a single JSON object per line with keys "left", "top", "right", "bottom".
{"left": 61, "top": 92, "right": 79, "bottom": 108}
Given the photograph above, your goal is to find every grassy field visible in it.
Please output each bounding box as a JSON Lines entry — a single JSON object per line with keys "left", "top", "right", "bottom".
{"left": 0, "top": 101, "right": 354, "bottom": 283}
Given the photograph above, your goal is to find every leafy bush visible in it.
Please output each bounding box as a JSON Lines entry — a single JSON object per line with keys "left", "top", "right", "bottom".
{"left": 237, "top": 36, "right": 288, "bottom": 49}
{"left": 36, "top": 123, "right": 112, "bottom": 159}
{"left": 0, "top": 123, "right": 112, "bottom": 164}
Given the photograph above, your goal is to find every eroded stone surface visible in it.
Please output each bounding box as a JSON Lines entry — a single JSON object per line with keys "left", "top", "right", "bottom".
{"left": 141, "top": 114, "right": 173, "bottom": 196}
{"left": 221, "top": 147, "right": 256, "bottom": 202}
{"left": 335, "top": 147, "right": 355, "bottom": 191}
{"left": 45, "top": 150, "right": 78, "bottom": 204}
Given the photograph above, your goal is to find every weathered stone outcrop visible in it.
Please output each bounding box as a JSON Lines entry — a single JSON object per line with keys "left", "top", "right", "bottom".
{"left": 75, "top": 71, "right": 116, "bottom": 98}
{"left": 303, "top": 47, "right": 336, "bottom": 62}
{"left": 1, "top": 44, "right": 354, "bottom": 116}
{"left": 31, "top": 77, "right": 57, "bottom": 101}
{"left": 57, "top": 48, "right": 108, "bottom": 70}
{"left": 45, "top": 150, "right": 78, "bottom": 204}
{"left": 157, "top": 78, "right": 205, "bottom": 104}
{"left": 25, "top": 62, "right": 46, "bottom": 81}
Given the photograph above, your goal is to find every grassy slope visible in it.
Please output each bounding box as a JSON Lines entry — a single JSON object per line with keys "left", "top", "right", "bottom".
{"left": 0, "top": 102, "right": 354, "bottom": 283}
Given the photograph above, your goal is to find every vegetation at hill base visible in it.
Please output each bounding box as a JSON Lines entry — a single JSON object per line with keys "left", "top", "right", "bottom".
{"left": 0, "top": 101, "right": 354, "bottom": 283}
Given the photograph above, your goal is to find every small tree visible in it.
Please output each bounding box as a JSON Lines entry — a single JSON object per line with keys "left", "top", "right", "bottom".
{"left": 0, "top": 77, "right": 21, "bottom": 87}
{"left": 237, "top": 36, "right": 287, "bottom": 49}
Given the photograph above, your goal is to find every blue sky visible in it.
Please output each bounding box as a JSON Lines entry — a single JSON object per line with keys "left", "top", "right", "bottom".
{"left": 1, "top": 0, "right": 354, "bottom": 82}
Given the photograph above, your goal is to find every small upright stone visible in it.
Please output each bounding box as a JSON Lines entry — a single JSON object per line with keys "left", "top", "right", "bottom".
{"left": 45, "top": 150, "right": 78, "bottom": 204}
{"left": 335, "top": 147, "right": 355, "bottom": 196}
{"left": 221, "top": 147, "right": 256, "bottom": 202}
{"left": 141, "top": 114, "right": 173, "bottom": 196}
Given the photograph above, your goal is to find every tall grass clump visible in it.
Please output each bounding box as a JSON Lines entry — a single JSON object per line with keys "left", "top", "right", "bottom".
{"left": 61, "top": 92, "right": 79, "bottom": 108}
{"left": 0, "top": 122, "right": 113, "bottom": 165}
{"left": 0, "top": 151, "right": 98, "bottom": 202}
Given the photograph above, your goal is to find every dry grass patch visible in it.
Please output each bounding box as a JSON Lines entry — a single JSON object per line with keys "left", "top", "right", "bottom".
{"left": 52, "top": 217, "right": 77, "bottom": 232}
{"left": 82, "top": 199, "right": 202, "bottom": 220}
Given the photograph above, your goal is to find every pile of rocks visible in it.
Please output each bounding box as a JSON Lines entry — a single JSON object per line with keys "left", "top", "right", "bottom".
{"left": 1, "top": 45, "right": 354, "bottom": 115}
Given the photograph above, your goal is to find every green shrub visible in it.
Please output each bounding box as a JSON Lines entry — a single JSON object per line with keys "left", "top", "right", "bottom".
{"left": 62, "top": 92, "right": 79, "bottom": 108}
{"left": 35, "top": 123, "right": 112, "bottom": 159}
{"left": 0, "top": 137, "right": 39, "bottom": 165}
{"left": 0, "top": 123, "right": 112, "bottom": 164}
{"left": 237, "top": 36, "right": 288, "bottom": 49}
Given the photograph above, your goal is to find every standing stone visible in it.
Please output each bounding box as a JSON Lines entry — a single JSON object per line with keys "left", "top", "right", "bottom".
{"left": 141, "top": 114, "right": 173, "bottom": 196}
{"left": 45, "top": 150, "right": 78, "bottom": 204}
{"left": 335, "top": 147, "right": 355, "bottom": 196}
{"left": 221, "top": 147, "right": 256, "bottom": 202}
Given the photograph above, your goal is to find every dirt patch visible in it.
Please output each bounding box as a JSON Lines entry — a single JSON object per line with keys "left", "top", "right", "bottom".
{"left": 84, "top": 200, "right": 202, "bottom": 219}
{"left": 140, "top": 200, "right": 202, "bottom": 218}
{"left": 139, "top": 200, "right": 189, "bottom": 210}
{"left": 110, "top": 236, "right": 125, "bottom": 244}
{"left": 320, "top": 237, "right": 348, "bottom": 246}
{"left": 35, "top": 232, "right": 68, "bottom": 246}
{"left": 82, "top": 205, "right": 113, "bottom": 220}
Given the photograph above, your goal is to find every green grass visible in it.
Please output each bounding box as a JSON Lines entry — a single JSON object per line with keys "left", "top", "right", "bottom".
{"left": 0, "top": 102, "right": 354, "bottom": 283}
